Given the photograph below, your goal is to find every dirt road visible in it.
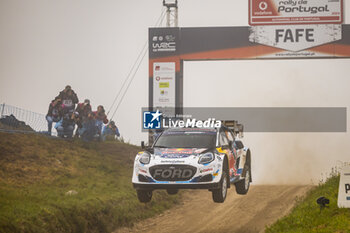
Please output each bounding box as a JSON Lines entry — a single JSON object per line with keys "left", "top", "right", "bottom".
{"left": 116, "top": 185, "right": 312, "bottom": 233}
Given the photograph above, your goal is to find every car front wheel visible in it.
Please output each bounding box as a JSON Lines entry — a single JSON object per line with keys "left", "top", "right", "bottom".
{"left": 136, "top": 189, "right": 153, "bottom": 203}
{"left": 212, "top": 171, "right": 228, "bottom": 203}
{"left": 235, "top": 167, "right": 250, "bottom": 195}
{"left": 167, "top": 189, "right": 179, "bottom": 195}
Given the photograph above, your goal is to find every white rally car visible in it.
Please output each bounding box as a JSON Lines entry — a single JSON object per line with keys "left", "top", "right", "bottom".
{"left": 132, "top": 124, "right": 252, "bottom": 203}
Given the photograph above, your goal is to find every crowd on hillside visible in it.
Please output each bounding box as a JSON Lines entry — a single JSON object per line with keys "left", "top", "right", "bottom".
{"left": 46, "top": 85, "right": 120, "bottom": 141}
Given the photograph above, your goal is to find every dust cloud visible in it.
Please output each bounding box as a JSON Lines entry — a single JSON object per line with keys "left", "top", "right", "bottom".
{"left": 184, "top": 59, "right": 350, "bottom": 185}
{"left": 246, "top": 133, "right": 348, "bottom": 185}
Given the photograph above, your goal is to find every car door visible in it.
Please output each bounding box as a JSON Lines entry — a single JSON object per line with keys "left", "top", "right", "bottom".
{"left": 234, "top": 140, "right": 245, "bottom": 159}
{"left": 225, "top": 129, "right": 237, "bottom": 159}
{"left": 219, "top": 129, "right": 236, "bottom": 178}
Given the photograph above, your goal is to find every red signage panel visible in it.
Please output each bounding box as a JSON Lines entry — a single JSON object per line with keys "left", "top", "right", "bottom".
{"left": 249, "top": 0, "right": 343, "bottom": 26}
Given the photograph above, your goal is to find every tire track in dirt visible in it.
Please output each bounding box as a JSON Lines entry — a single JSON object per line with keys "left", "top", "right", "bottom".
{"left": 115, "top": 185, "right": 312, "bottom": 233}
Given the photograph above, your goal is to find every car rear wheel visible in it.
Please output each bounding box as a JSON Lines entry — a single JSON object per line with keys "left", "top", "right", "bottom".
{"left": 136, "top": 189, "right": 152, "bottom": 203}
{"left": 166, "top": 189, "right": 179, "bottom": 195}
{"left": 212, "top": 171, "right": 228, "bottom": 203}
{"left": 235, "top": 166, "right": 250, "bottom": 195}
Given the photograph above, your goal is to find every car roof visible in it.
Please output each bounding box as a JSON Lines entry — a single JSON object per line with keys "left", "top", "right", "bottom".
{"left": 162, "top": 127, "right": 218, "bottom": 134}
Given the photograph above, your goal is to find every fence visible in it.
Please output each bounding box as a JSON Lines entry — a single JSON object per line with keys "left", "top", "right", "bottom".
{"left": 0, "top": 103, "right": 48, "bottom": 133}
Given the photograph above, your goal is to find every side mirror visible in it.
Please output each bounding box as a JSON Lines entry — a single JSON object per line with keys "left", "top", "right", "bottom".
{"left": 141, "top": 141, "right": 145, "bottom": 149}
{"left": 234, "top": 141, "right": 244, "bottom": 150}
{"left": 228, "top": 141, "right": 233, "bottom": 149}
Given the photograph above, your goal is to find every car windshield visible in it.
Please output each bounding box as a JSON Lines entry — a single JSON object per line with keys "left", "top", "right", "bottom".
{"left": 154, "top": 130, "right": 216, "bottom": 148}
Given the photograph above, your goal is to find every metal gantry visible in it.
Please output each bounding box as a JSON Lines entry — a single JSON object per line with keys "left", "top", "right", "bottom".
{"left": 163, "top": 0, "right": 178, "bottom": 27}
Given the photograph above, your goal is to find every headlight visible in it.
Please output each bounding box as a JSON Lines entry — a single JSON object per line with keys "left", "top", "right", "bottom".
{"left": 139, "top": 152, "right": 151, "bottom": 165}
{"left": 198, "top": 152, "right": 214, "bottom": 164}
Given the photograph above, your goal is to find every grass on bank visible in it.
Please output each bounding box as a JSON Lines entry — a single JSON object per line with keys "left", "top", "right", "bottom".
{"left": 266, "top": 172, "right": 350, "bottom": 233}
{"left": 0, "top": 132, "right": 180, "bottom": 233}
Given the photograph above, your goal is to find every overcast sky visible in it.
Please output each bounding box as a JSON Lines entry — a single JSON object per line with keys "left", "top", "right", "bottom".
{"left": 1, "top": 0, "right": 350, "bottom": 184}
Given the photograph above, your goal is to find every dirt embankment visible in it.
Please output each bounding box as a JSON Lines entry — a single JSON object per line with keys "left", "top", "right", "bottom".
{"left": 116, "top": 185, "right": 312, "bottom": 233}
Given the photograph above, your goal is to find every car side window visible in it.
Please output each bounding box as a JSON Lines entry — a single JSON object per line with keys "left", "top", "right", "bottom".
{"left": 219, "top": 131, "right": 229, "bottom": 146}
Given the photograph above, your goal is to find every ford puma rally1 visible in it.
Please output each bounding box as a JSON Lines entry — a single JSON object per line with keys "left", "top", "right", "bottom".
{"left": 132, "top": 124, "right": 252, "bottom": 203}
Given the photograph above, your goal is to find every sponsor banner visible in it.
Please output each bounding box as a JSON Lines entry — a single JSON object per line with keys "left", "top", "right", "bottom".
{"left": 249, "top": 24, "right": 342, "bottom": 52}
{"left": 338, "top": 165, "right": 350, "bottom": 208}
{"left": 149, "top": 28, "right": 179, "bottom": 58}
{"left": 149, "top": 26, "right": 350, "bottom": 60}
{"left": 153, "top": 62, "right": 176, "bottom": 110}
{"left": 249, "top": 0, "right": 343, "bottom": 26}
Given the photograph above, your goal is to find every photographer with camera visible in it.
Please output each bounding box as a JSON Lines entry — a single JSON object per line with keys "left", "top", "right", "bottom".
{"left": 101, "top": 121, "right": 120, "bottom": 141}
{"left": 56, "top": 85, "right": 79, "bottom": 110}
{"left": 78, "top": 112, "right": 97, "bottom": 142}
{"left": 55, "top": 107, "right": 77, "bottom": 138}
{"left": 46, "top": 97, "right": 64, "bottom": 135}
{"left": 74, "top": 99, "right": 92, "bottom": 137}
{"left": 93, "top": 105, "right": 108, "bottom": 139}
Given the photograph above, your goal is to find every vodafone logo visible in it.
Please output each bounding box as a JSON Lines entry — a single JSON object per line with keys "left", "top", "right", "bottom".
{"left": 259, "top": 1, "right": 268, "bottom": 11}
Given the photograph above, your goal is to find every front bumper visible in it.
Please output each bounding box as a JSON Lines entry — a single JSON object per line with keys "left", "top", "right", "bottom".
{"left": 133, "top": 182, "right": 221, "bottom": 190}
{"left": 132, "top": 154, "right": 225, "bottom": 189}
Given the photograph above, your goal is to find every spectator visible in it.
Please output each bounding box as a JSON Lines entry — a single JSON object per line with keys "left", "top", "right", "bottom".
{"left": 79, "top": 112, "right": 97, "bottom": 142}
{"left": 46, "top": 97, "right": 63, "bottom": 135}
{"left": 102, "top": 121, "right": 120, "bottom": 141}
{"left": 56, "top": 85, "right": 79, "bottom": 110}
{"left": 93, "top": 105, "right": 108, "bottom": 138}
{"left": 55, "top": 108, "right": 76, "bottom": 138}
{"left": 75, "top": 99, "right": 92, "bottom": 119}
{"left": 74, "top": 99, "right": 92, "bottom": 136}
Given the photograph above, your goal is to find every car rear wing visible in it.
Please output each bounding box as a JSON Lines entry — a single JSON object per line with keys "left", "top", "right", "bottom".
{"left": 222, "top": 120, "right": 244, "bottom": 138}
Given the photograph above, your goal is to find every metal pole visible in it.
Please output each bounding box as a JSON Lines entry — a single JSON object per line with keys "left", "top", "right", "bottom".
{"left": 163, "top": 0, "right": 178, "bottom": 28}
{"left": 175, "top": 0, "right": 178, "bottom": 27}
{"left": 166, "top": 8, "right": 171, "bottom": 27}
{"left": 174, "top": 4, "right": 178, "bottom": 27}
{"left": 1, "top": 103, "right": 4, "bottom": 118}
